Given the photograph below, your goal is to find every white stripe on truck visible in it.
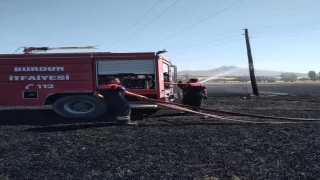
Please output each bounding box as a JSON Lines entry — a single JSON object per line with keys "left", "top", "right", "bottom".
{"left": 129, "top": 104, "right": 158, "bottom": 109}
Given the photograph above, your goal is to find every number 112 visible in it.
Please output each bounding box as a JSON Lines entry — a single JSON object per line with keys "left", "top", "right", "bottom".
{"left": 37, "top": 84, "right": 54, "bottom": 89}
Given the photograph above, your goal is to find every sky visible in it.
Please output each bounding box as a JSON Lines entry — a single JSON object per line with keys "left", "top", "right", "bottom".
{"left": 0, "top": 0, "right": 319, "bottom": 73}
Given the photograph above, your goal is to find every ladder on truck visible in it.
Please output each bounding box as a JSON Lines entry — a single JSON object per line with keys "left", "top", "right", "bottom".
{"left": 20, "top": 45, "right": 99, "bottom": 54}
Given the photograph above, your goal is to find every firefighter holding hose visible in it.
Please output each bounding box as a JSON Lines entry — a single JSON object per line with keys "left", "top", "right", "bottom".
{"left": 166, "top": 78, "right": 207, "bottom": 110}
{"left": 93, "top": 77, "right": 148, "bottom": 125}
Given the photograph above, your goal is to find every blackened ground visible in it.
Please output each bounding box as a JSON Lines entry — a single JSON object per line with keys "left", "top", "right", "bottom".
{"left": 1, "top": 90, "right": 320, "bottom": 179}
{"left": 205, "top": 84, "right": 320, "bottom": 95}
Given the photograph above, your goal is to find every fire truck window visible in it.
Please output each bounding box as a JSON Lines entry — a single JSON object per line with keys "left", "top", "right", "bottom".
{"left": 163, "top": 63, "right": 171, "bottom": 89}
{"left": 163, "top": 63, "right": 169, "bottom": 82}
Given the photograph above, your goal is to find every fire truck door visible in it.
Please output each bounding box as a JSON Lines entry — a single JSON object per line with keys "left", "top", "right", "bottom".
{"left": 171, "top": 65, "right": 179, "bottom": 98}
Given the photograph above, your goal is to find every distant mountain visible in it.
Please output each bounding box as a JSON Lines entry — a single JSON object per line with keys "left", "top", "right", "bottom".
{"left": 178, "top": 66, "right": 308, "bottom": 77}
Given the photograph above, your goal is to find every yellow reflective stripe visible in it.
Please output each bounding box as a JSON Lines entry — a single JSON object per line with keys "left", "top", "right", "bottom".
{"left": 116, "top": 116, "right": 130, "bottom": 120}
{"left": 117, "top": 119, "right": 130, "bottom": 121}
{"left": 117, "top": 116, "right": 130, "bottom": 119}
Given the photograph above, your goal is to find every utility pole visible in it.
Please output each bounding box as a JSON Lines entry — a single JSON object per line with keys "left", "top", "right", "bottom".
{"left": 244, "top": 29, "right": 259, "bottom": 96}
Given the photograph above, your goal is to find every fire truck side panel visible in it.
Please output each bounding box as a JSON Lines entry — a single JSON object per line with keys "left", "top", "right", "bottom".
{"left": 0, "top": 57, "right": 94, "bottom": 106}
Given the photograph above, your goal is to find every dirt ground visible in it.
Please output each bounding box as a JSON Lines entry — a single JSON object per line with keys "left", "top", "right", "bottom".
{"left": 1, "top": 89, "right": 320, "bottom": 179}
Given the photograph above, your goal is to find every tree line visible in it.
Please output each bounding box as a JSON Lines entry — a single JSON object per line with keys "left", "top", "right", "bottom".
{"left": 277, "top": 71, "right": 320, "bottom": 82}
{"left": 307, "top": 71, "right": 320, "bottom": 81}
{"left": 235, "top": 71, "right": 320, "bottom": 82}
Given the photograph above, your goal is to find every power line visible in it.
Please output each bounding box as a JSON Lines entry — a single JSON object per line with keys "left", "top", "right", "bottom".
{"left": 171, "top": 34, "right": 241, "bottom": 51}
{"left": 113, "top": 0, "right": 164, "bottom": 48}
{"left": 150, "top": 0, "right": 246, "bottom": 48}
{"left": 128, "top": 0, "right": 164, "bottom": 31}
{"left": 116, "top": 0, "right": 181, "bottom": 51}
{"left": 13, "top": 47, "right": 21, "bottom": 54}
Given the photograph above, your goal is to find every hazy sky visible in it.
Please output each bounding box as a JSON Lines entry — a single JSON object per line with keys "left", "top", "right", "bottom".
{"left": 1, "top": 0, "right": 319, "bottom": 73}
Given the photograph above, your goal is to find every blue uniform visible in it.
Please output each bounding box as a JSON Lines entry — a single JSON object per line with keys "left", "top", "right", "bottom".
{"left": 182, "top": 83, "right": 206, "bottom": 107}
{"left": 96, "top": 84, "right": 131, "bottom": 123}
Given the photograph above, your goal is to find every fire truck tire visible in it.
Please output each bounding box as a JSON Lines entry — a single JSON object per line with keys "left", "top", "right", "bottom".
{"left": 52, "top": 95, "right": 107, "bottom": 119}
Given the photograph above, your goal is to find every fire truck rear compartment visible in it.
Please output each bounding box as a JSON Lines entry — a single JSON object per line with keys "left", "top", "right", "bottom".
{"left": 96, "top": 59, "right": 159, "bottom": 100}
{"left": 95, "top": 59, "right": 160, "bottom": 118}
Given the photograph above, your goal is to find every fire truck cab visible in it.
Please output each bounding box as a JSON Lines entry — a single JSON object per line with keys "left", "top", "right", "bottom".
{"left": 0, "top": 46, "right": 178, "bottom": 119}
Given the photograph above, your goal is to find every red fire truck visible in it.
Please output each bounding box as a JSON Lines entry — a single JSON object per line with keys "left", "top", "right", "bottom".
{"left": 0, "top": 46, "right": 178, "bottom": 119}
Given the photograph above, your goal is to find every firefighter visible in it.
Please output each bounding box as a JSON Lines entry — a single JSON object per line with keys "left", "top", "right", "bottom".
{"left": 167, "top": 78, "right": 207, "bottom": 110}
{"left": 182, "top": 78, "right": 207, "bottom": 110}
{"left": 93, "top": 77, "right": 148, "bottom": 125}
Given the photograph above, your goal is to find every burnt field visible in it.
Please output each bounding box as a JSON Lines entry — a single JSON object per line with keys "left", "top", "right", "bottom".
{"left": 1, "top": 86, "right": 320, "bottom": 179}
{"left": 205, "top": 84, "right": 320, "bottom": 95}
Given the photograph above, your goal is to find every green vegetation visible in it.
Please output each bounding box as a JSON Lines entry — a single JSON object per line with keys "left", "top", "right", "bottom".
{"left": 178, "top": 70, "right": 320, "bottom": 84}
{"left": 280, "top": 73, "right": 297, "bottom": 82}
{"left": 308, "top": 71, "right": 317, "bottom": 81}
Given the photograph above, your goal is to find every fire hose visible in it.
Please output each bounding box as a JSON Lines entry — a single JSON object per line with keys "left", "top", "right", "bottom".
{"left": 142, "top": 98, "right": 320, "bottom": 123}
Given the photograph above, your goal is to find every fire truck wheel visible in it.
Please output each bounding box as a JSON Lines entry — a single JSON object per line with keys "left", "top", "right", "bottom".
{"left": 52, "top": 95, "right": 107, "bottom": 119}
